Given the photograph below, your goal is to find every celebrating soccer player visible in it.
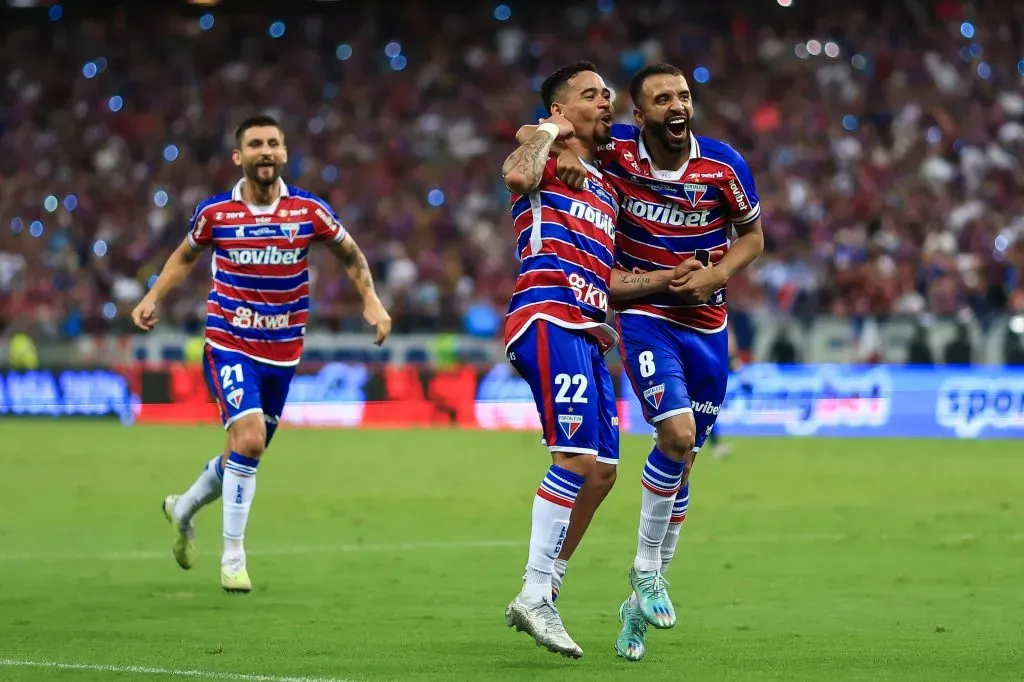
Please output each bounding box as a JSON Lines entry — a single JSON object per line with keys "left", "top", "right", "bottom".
{"left": 501, "top": 62, "right": 687, "bottom": 658}
{"left": 518, "top": 62, "right": 764, "bottom": 659}
{"left": 131, "top": 115, "right": 392, "bottom": 593}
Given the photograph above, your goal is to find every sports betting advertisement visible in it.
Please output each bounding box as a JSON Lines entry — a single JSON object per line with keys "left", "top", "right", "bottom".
{"left": 8, "top": 363, "right": 1023, "bottom": 440}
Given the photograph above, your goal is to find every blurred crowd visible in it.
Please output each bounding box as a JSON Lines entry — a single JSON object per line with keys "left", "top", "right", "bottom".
{"left": 2, "top": 0, "right": 1024, "bottom": 344}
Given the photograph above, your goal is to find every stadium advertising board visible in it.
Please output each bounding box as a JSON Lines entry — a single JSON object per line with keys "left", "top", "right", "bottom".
{"left": 91, "top": 362, "right": 1024, "bottom": 439}
{"left": 0, "top": 368, "right": 137, "bottom": 423}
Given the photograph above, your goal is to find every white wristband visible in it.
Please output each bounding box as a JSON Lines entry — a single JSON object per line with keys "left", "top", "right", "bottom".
{"left": 536, "top": 122, "right": 560, "bottom": 140}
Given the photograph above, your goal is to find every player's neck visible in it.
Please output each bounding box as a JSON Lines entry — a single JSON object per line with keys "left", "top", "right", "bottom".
{"left": 564, "top": 138, "right": 595, "bottom": 165}
{"left": 241, "top": 179, "right": 280, "bottom": 207}
{"left": 642, "top": 130, "right": 689, "bottom": 172}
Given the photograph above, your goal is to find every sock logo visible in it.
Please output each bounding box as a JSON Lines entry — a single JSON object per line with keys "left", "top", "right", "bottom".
{"left": 553, "top": 525, "right": 568, "bottom": 556}
{"left": 643, "top": 383, "right": 666, "bottom": 410}
{"left": 226, "top": 388, "right": 244, "bottom": 409}
{"left": 558, "top": 414, "right": 583, "bottom": 439}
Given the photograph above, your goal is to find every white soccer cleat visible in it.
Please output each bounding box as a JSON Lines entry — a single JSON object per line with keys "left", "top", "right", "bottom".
{"left": 505, "top": 594, "right": 583, "bottom": 658}
{"left": 161, "top": 494, "right": 196, "bottom": 570}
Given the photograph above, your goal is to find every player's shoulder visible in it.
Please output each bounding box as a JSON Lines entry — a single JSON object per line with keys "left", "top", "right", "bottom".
{"left": 285, "top": 185, "right": 330, "bottom": 207}
{"left": 610, "top": 123, "right": 641, "bottom": 143}
{"left": 194, "top": 191, "right": 235, "bottom": 216}
{"left": 695, "top": 135, "right": 749, "bottom": 167}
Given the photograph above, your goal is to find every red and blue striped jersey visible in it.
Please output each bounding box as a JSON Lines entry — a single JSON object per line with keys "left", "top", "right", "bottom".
{"left": 505, "top": 156, "right": 620, "bottom": 353}
{"left": 600, "top": 123, "right": 760, "bottom": 333}
{"left": 186, "top": 178, "right": 348, "bottom": 366}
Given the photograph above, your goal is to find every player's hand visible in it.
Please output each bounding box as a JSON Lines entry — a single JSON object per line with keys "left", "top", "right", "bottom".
{"left": 363, "top": 296, "right": 392, "bottom": 346}
{"left": 669, "top": 250, "right": 725, "bottom": 304}
{"left": 670, "top": 266, "right": 727, "bottom": 305}
{"left": 131, "top": 296, "right": 159, "bottom": 331}
{"left": 670, "top": 250, "right": 724, "bottom": 283}
{"left": 555, "top": 149, "right": 587, "bottom": 190}
{"left": 538, "top": 112, "right": 575, "bottom": 141}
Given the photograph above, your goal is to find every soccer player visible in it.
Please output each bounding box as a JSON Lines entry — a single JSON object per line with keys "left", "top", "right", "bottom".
{"left": 501, "top": 61, "right": 687, "bottom": 658}
{"left": 130, "top": 115, "right": 392, "bottom": 593}
{"left": 518, "top": 62, "right": 764, "bottom": 659}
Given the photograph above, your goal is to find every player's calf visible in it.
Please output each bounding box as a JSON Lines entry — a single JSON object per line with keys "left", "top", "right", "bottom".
{"left": 221, "top": 414, "right": 266, "bottom": 591}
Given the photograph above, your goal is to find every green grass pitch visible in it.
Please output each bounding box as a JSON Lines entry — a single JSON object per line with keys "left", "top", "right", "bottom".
{"left": 0, "top": 421, "right": 1021, "bottom": 681}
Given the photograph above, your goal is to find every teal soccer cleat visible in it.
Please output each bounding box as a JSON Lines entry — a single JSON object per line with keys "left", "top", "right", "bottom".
{"left": 629, "top": 567, "right": 676, "bottom": 629}
{"left": 614, "top": 597, "right": 648, "bottom": 661}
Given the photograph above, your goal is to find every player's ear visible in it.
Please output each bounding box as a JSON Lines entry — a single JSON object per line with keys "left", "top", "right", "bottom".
{"left": 550, "top": 103, "right": 563, "bottom": 118}
{"left": 633, "top": 107, "right": 644, "bottom": 127}
{"left": 231, "top": 149, "right": 242, "bottom": 167}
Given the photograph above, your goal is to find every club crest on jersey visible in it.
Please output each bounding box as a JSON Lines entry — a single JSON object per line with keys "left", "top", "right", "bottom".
{"left": 643, "top": 383, "right": 666, "bottom": 410}
{"left": 226, "top": 388, "right": 244, "bottom": 409}
{"left": 558, "top": 414, "right": 583, "bottom": 439}
{"left": 235, "top": 226, "right": 246, "bottom": 238}
{"left": 683, "top": 183, "right": 707, "bottom": 207}
{"left": 281, "top": 223, "right": 300, "bottom": 242}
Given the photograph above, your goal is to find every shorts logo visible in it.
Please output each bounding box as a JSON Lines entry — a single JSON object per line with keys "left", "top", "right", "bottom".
{"left": 643, "top": 383, "right": 666, "bottom": 410}
{"left": 226, "top": 388, "right": 244, "bottom": 409}
{"left": 558, "top": 414, "right": 583, "bottom": 439}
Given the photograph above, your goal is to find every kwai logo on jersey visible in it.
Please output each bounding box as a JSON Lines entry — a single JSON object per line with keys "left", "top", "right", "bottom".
{"left": 568, "top": 201, "right": 615, "bottom": 239}
{"left": 683, "top": 183, "right": 707, "bottom": 207}
{"left": 281, "top": 223, "right": 300, "bottom": 242}
{"left": 228, "top": 246, "right": 302, "bottom": 266}
{"left": 226, "top": 388, "right": 244, "bottom": 409}
{"left": 936, "top": 377, "right": 1024, "bottom": 438}
{"left": 231, "top": 306, "right": 291, "bottom": 330}
{"left": 719, "top": 365, "right": 892, "bottom": 436}
{"left": 558, "top": 413, "right": 583, "bottom": 439}
{"left": 643, "top": 383, "right": 665, "bottom": 410}
{"left": 567, "top": 272, "right": 608, "bottom": 312}
{"left": 622, "top": 197, "right": 712, "bottom": 227}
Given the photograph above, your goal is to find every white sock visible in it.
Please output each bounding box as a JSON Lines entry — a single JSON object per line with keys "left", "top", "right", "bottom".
{"left": 552, "top": 558, "right": 568, "bottom": 601}
{"left": 222, "top": 451, "right": 259, "bottom": 565}
{"left": 174, "top": 454, "right": 224, "bottom": 526}
{"left": 634, "top": 447, "right": 685, "bottom": 573}
{"left": 522, "top": 466, "right": 584, "bottom": 603}
{"left": 660, "top": 482, "right": 689, "bottom": 572}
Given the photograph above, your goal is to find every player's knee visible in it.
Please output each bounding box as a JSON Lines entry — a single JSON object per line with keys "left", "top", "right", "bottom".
{"left": 593, "top": 462, "right": 617, "bottom": 493}
{"left": 230, "top": 418, "right": 267, "bottom": 459}
{"left": 657, "top": 418, "right": 696, "bottom": 461}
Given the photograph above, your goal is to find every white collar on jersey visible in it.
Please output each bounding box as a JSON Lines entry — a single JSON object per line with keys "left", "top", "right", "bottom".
{"left": 231, "top": 177, "right": 289, "bottom": 215}
{"left": 637, "top": 130, "right": 700, "bottom": 182}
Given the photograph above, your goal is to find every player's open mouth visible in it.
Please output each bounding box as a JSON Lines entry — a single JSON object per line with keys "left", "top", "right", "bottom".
{"left": 665, "top": 117, "right": 688, "bottom": 139}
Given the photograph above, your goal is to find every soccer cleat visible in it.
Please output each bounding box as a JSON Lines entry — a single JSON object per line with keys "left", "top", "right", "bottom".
{"left": 220, "top": 563, "right": 252, "bottom": 593}
{"left": 505, "top": 594, "right": 583, "bottom": 658}
{"left": 161, "top": 495, "right": 195, "bottom": 570}
{"left": 629, "top": 567, "right": 676, "bottom": 629}
{"left": 615, "top": 597, "right": 648, "bottom": 661}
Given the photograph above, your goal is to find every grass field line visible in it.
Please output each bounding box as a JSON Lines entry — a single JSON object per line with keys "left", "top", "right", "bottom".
{"left": 0, "top": 659, "right": 355, "bottom": 682}
{"left": 1, "top": 532, "right": 1020, "bottom": 563}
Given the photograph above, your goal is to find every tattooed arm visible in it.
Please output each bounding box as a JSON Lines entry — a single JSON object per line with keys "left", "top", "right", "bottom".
{"left": 329, "top": 236, "right": 392, "bottom": 346}
{"left": 609, "top": 268, "right": 675, "bottom": 302}
{"left": 502, "top": 113, "right": 576, "bottom": 195}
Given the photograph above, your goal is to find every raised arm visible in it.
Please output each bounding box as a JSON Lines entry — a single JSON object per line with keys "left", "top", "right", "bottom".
{"left": 503, "top": 114, "right": 575, "bottom": 195}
